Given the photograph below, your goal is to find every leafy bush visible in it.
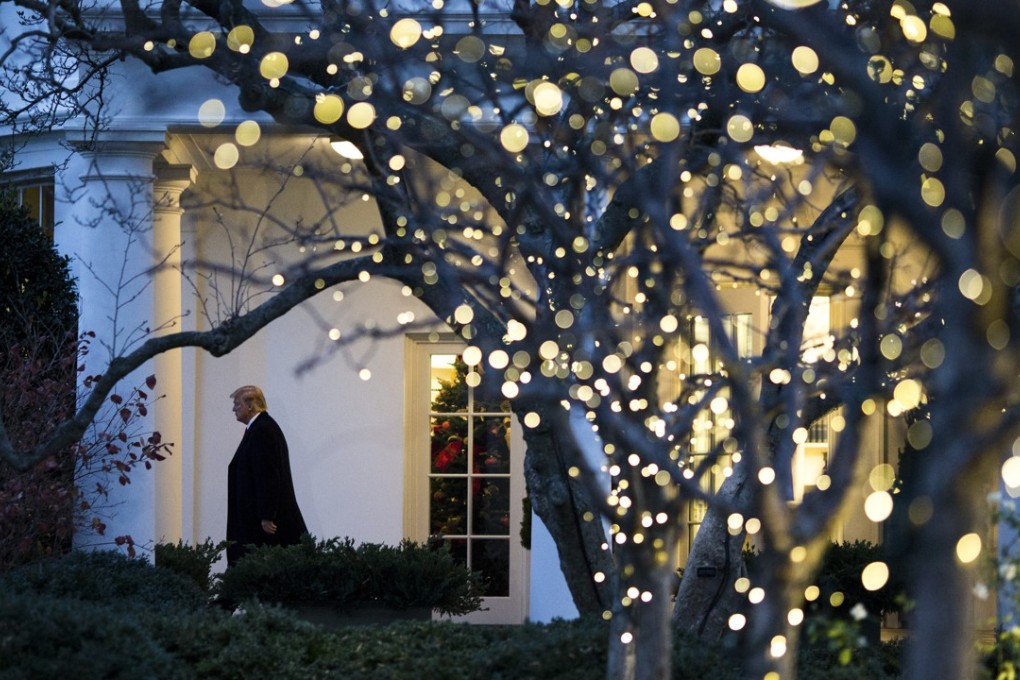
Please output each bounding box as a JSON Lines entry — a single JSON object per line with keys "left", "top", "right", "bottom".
{"left": 217, "top": 535, "right": 360, "bottom": 608}
{"left": 0, "top": 189, "right": 78, "bottom": 569}
{"left": 978, "top": 627, "right": 1020, "bottom": 680}
{"left": 155, "top": 538, "right": 228, "bottom": 592}
{"left": 812, "top": 540, "right": 906, "bottom": 619}
{"left": 217, "top": 535, "right": 484, "bottom": 616}
{"left": 356, "top": 538, "right": 485, "bottom": 614}
{"left": 798, "top": 622, "right": 904, "bottom": 679}
{"left": 0, "top": 549, "right": 206, "bottom": 611}
{"left": 0, "top": 592, "right": 186, "bottom": 680}
{"left": 146, "top": 604, "right": 333, "bottom": 680}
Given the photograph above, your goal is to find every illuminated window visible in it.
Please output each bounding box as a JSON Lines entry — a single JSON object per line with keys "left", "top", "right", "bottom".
{"left": 405, "top": 335, "right": 529, "bottom": 623}
{"left": 428, "top": 353, "right": 514, "bottom": 598}
{"left": 677, "top": 314, "right": 753, "bottom": 548}
{"left": 792, "top": 296, "right": 834, "bottom": 502}
{"left": 3, "top": 173, "right": 55, "bottom": 240}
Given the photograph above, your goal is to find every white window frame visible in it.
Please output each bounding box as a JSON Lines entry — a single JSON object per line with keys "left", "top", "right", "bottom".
{"left": 403, "top": 333, "right": 530, "bottom": 623}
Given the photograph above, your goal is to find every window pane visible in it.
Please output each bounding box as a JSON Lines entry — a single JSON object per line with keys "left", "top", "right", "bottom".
{"left": 474, "top": 416, "right": 511, "bottom": 474}
{"left": 20, "top": 185, "right": 41, "bottom": 223}
{"left": 40, "top": 185, "right": 54, "bottom": 240}
{"left": 431, "top": 354, "right": 466, "bottom": 412}
{"left": 431, "top": 416, "right": 468, "bottom": 473}
{"left": 430, "top": 477, "right": 467, "bottom": 535}
{"left": 472, "top": 539, "right": 510, "bottom": 596}
{"left": 473, "top": 477, "right": 510, "bottom": 537}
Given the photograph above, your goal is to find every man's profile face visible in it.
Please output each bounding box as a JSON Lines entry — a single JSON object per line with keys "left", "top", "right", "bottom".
{"left": 232, "top": 397, "right": 251, "bottom": 424}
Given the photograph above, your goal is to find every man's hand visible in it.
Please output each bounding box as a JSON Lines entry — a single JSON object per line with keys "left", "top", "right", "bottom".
{"left": 261, "top": 519, "right": 278, "bottom": 535}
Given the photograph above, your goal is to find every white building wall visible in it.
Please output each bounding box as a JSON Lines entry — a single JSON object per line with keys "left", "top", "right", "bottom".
{"left": 2, "top": 51, "right": 577, "bottom": 618}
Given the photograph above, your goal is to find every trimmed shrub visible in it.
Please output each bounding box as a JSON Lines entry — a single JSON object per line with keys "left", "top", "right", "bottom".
{"left": 217, "top": 536, "right": 360, "bottom": 608}
{"left": 0, "top": 549, "right": 206, "bottom": 611}
{"left": 0, "top": 593, "right": 186, "bottom": 680}
{"left": 217, "top": 535, "right": 484, "bottom": 616}
{"left": 155, "top": 538, "right": 228, "bottom": 592}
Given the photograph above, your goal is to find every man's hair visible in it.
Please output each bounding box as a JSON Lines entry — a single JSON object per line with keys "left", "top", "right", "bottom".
{"left": 231, "top": 385, "right": 268, "bottom": 412}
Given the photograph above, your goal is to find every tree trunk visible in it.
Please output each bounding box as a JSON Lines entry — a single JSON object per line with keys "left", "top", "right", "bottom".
{"left": 743, "top": 571, "right": 800, "bottom": 680}
{"left": 673, "top": 466, "right": 749, "bottom": 639}
{"left": 520, "top": 406, "right": 615, "bottom": 615}
{"left": 606, "top": 521, "right": 680, "bottom": 680}
{"left": 901, "top": 461, "right": 992, "bottom": 680}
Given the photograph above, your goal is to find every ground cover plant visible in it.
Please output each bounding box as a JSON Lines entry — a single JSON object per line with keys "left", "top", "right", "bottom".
{"left": 0, "top": 549, "right": 910, "bottom": 679}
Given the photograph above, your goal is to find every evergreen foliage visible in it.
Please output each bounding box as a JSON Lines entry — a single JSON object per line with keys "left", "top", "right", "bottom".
{"left": 0, "top": 188, "right": 78, "bottom": 567}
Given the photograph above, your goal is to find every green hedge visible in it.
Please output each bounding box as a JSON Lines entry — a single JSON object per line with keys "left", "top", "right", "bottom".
{"left": 217, "top": 535, "right": 484, "bottom": 616}
{"left": 0, "top": 593, "right": 185, "bottom": 680}
{"left": 0, "top": 549, "right": 206, "bottom": 611}
{"left": 0, "top": 548, "right": 906, "bottom": 678}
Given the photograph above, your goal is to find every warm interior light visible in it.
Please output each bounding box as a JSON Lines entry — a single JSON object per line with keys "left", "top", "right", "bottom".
{"left": 754, "top": 143, "right": 804, "bottom": 165}
{"left": 330, "top": 140, "right": 364, "bottom": 160}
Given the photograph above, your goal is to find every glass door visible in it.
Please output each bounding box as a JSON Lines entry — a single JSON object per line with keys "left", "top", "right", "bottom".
{"left": 404, "top": 337, "right": 529, "bottom": 623}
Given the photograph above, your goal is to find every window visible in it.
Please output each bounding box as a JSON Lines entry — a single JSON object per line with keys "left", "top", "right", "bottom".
{"left": 428, "top": 353, "right": 513, "bottom": 597}
{"left": 677, "top": 314, "right": 754, "bottom": 549}
{"left": 791, "top": 296, "right": 834, "bottom": 502}
{"left": 3, "top": 172, "right": 55, "bottom": 240}
{"left": 18, "top": 182, "right": 55, "bottom": 240}
{"left": 404, "top": 336, "right": 529, "bottom": 623}
{"left": 677, "top": 298, "right": 835, "bottom": 546}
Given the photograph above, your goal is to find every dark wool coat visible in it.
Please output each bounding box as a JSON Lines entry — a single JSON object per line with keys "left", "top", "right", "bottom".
{"left": 226, "top": 412, "right": 308, "bottom": 566}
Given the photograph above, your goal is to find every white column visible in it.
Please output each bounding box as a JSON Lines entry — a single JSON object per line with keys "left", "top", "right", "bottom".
{"left": 65, "top": 136, "right": 169, "bottom": 552}
{"left": 152, "top": 162, "right": 195, "bottom": 545}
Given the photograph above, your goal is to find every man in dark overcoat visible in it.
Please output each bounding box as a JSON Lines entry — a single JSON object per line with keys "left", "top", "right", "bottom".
{"left": 226, "top": 385, "right": 308, "bottom": 566}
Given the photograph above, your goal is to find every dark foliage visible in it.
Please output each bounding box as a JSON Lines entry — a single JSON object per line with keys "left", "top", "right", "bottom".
{"left": 155, "top": 538, "right": 229, "bottom": 592}
{"left": 216, "top": 535, "right": 485, "bottom": 616}
{"left": 0, "top": 545, "right": 907, "bottom": 678}
{"left": 0, "top": 188, "right": 78, "bottom": 567}
{"left": 0, "top": 549, "right": 207, "bottom": 610}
